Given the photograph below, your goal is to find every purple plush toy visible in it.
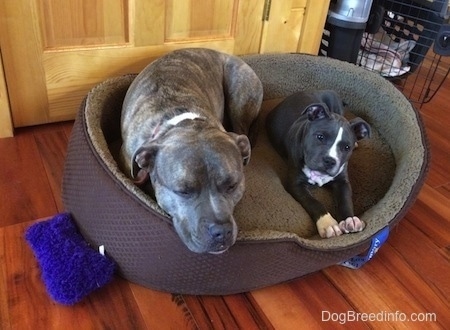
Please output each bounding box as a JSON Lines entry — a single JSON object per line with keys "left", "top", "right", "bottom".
{"left": 25, "top": 213, "right": 115, "bottom": 305}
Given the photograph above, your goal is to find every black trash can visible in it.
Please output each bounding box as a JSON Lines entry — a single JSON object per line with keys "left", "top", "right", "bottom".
{"left": 320, "top": 0, "right": 374, "bottom": 63}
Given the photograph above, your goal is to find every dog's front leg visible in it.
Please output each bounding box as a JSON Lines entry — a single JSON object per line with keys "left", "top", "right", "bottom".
{"left": 330, "top": 179, "right": 365, "bottom": 234}
{"left": 287, "top": 169, "right": 342, "bottom": 238}
{"left": 330, "top": 178, "right": 354, "bottom": 219}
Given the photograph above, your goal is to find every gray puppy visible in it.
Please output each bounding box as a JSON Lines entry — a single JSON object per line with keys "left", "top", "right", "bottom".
{"left": 120, "top": 48, "right": 263, "bottom": 254}
{"left": 266, "top": 90, "right": 371, "bottom": 238}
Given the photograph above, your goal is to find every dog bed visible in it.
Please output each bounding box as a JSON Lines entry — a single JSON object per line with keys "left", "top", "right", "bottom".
{"left": 62, "top": 53, "right": 429, "bottom": 295}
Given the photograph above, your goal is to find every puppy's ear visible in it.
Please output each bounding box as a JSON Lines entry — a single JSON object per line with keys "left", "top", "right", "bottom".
{"left": 350, "top": 118, "right": 371, "bottom": 140}
{"left": 302, "top": 104, "right": 331, "bottom": 121}
{"left": 229, "top": 133, "right": 251, "bottom": 165}
{"left": 317, "top": 90, "right": 345, "bottom": 115}
{"left": 132, "top": 144, "right": 159, "bottom": 178}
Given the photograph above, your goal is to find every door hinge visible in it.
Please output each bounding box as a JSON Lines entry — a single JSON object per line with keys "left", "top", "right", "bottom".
{"left": 262, "top": 0, "right": 272, "bottom": 21}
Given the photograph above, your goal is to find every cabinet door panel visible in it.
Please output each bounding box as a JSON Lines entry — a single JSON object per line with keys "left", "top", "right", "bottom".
{"left": 260, "top": 0, "right": 329, "bottom": 55}
{"left": 39, "top": 0, "right": 129, "bottom": 48}
{"left": 1, "top": 0, "right": 264, "bottom": 127}
{"left": 165, "top": 0, "right": 235, "bottom": 41}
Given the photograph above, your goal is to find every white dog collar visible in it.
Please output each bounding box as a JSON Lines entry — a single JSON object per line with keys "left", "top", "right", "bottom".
{"left": 167, "top": 112, "right": 202, "bottom": 126}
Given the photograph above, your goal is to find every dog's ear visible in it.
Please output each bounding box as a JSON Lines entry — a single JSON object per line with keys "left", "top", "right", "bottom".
{"left": 317, "top": 90, "right": 345, "bottom": 115}
{"left": 302, "top": 104, "right": 331, "bottom": 121}
{"left": 132, "top": 144, "right": 159, "bottom": 178}
{"left": 229, "top": 133, "right": 251, "bottom": 165}
{"left": 350, "top": 118, "right": 372, "bottom": 140}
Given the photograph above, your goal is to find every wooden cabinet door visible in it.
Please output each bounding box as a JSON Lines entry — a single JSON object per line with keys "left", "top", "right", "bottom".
{"left": 0, "top": 0, "right": 265, "bottom": 127}
{"left": 0, "top": 0, "right": 329, "bottom": 129}
{"left": 260, "top": 0, "right": 330, "bottom": 54}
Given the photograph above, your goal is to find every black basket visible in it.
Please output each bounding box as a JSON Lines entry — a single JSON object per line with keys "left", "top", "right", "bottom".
{"left": 365, "top": 0, "right": 446, "bottom": 71}
{"left": 358, "top": 0, "right": 450, "bottom": 105}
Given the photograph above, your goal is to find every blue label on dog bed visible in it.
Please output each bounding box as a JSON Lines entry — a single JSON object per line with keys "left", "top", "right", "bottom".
{"left": 340, "top": 226, "right": 389, "bottom": 269}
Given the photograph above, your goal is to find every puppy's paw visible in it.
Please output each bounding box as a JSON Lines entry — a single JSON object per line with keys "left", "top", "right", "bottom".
{"left": 317, "top": 213, "right": 343, "bottom": 238}
{"left": 339, "top": 216, "right": 366, "bottom": 234}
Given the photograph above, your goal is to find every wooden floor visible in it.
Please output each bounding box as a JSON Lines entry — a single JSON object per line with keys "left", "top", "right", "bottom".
{"left": 1, "top": 80, "right": 449, "bottom": 329}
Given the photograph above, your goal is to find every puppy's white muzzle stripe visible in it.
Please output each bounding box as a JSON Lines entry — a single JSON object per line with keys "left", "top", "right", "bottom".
{"left": 328, "top": 126, "right": 343, "bottom": 161}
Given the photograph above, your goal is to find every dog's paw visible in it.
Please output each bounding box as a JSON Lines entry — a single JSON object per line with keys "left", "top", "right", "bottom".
{"left": 339, "top": 216, "right": 366, "bottom": 234}
{"left": 317, "top": 213, "right": 343, "bottom": 238}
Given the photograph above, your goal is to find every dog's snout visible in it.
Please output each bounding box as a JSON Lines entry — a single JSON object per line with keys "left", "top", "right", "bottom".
{"left": 323, "top": 156, "right": 336, "bottom": 169}
{"left": 208, "top": 223, "right": 232, "bottom": 242}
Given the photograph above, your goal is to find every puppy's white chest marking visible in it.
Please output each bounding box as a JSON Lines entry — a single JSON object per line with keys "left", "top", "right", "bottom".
{"left": 303, "top": 167, "right": 335, "bottom": 186}
{"left": 303, "top": 165, "right": 345, "bottom": 187}
{"left": 328, "top": 126, "right": 343, "bottom": 160}
{"left": 167, "top": 112, "right": 201, "bottom": 126}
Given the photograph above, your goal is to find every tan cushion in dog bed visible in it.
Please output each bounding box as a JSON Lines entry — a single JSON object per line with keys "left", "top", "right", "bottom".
{"left": 62, "top": 54, "right": 429, "bottom": 295}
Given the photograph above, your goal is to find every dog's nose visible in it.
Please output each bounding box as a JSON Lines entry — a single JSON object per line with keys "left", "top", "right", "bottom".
{"left": 208, "top": 223, "right": 232, "bottom": 243}
{"left": 323, "top": 156, "right": 336, "bottom": 169}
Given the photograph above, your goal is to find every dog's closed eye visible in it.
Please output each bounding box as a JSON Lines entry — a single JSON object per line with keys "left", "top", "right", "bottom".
{"left": 217, "top": 174, "right": 241, "bottom": 194}
{"left": 226, "top": 182, "right": 238, "bottom": 193}
{"left": 173, "top": 183, "right": 198, "bottom": 198}
{"left": 174, "top": 189, "right": 194, "bottom": 198}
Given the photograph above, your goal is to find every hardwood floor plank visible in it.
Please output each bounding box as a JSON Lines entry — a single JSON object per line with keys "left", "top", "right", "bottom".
{"left": 129, "top": 284, "right": 199, "bottom": 329}
{"left": 323, "top": 220, "right": 448, "bottom": 329}
{"left": 193, "top": 295, "right": 242, "bottom": 329}
{"left": 251, "top": 272, "right": 363, "bottom": 329}
{"left": 34, "top": 130, "right": 68, "bottom": 213}
{"left": 3, "top": 220, "right": 58, "bottom": 329}
{"left": 82, "top": 278, "right": 149, "bottom": 329}
{"left": 0, "top": 131, "right": 58, "bottom": 225}
{"left": 420, "top": 78, "right": 450, "bottom": 122}
{"left": 222, "top": 293, "right": 274, "bottom": 329}
{"left": 0, "top": 228, "right": 11, "bottom": 329}
{"left": 419, "top": 111, "right": 450, "bottom": 189}
{"left": 178, "top": 295, "right": 217, "bottom": 329}
{"left": 62, "top": 120, "right": 74, "bottom": 140}
{"left": 323, "top": 264, "right": 441, "bottom": 329}
{"left": 388, "top": 220, "right": 450, "bottom": 301}
{"left": 252, "top": 284, "right": 316, "bottom": 329}
{"left": 418, "top": 83, "right": 450, "bottom": 199}
{"left": 377, "top": 240, "right": 450, "bottom": 327}
{"left": 181, "top": 294, "right": 273, "bottom": 330}
{"left": 436, "top": 182, "right": 450, "bottom": 199}
{"left": 404, "top": 184, "right": 450, "bottom": 248}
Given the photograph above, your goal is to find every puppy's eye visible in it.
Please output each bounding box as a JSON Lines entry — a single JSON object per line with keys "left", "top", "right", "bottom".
{"left": 316, "top": 134, "right": 324, "bottom": 141}
{"left": 344, "top": 145, "right": 350, "bottom": 151}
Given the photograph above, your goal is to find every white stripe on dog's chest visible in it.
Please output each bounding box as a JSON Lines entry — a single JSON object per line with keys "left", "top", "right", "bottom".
{"left": 328, "top": 126, "right": 343, "bottom": 159}
{"left": 303, "top": 166, "right": 335, "bottom": 186}
{"left": 167, "top": 112, "right": 201, "bottom": 126}
{"left": 303, "top": 165, "right": 345, "bottom": 186}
